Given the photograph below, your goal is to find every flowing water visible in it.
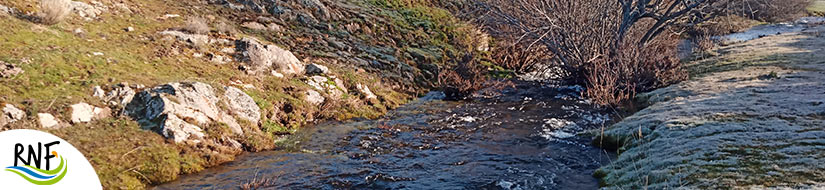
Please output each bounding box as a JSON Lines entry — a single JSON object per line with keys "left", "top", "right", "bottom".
{"left": 155, "top": 82, "right": 615, "bottom": 190}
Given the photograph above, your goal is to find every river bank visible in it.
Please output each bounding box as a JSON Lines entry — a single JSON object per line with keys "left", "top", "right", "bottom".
{"left": 156, "top": 81, "right": 616, "bottom": 189}
{"left": 597, "top": 21, "right": 825, "bottom": 189}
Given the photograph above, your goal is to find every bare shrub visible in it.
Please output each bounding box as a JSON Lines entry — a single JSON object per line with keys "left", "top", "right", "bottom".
{"left": 728, "top": 0, "right": 811, "bottom": 22}
{"left": 585, "top": 24, "right": 686, "bottom": 105}
{"left": 214, "top": 22, "right": 235, "bottom": 35}
{"left": 476, "top": 0, "right": 710, "bottom": 106}
{"left": 38, "top": 0, "right": 72, "bottom": 25}
{"left": 491, "top": 42, "right": 553, "bottom": 74}
{"left": 439, "top": 54, "right": 489, "bottom": 100}
{"left": 183, "top": 17, "right": 210, "bottom": 34}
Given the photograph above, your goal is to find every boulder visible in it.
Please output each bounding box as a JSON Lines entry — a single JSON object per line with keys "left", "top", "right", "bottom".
{"left": 237, "top": 37, "right": 304, "bottom": 76}
{"left": 222, "top": 87, "right": 261, "bottom": 124}
{"left": 304, "top": 90, "right": 325, "bottom": 105}
{"left": 305, "top": 63, "right": 329, "bottom": 75}
{"left": 0, "top": 61, "right": 23, "bottom": 78}
{"left": 37, "top": 113, "right": 60, "bottom": 128}
{"left": 70, "top": 103, "right": 95, "bottom": 124}
{"left": 125, "top": 82, "right": 247, "bottom": 143}
{"left": 1, "top": 104, "right": 25, "bottom": 127}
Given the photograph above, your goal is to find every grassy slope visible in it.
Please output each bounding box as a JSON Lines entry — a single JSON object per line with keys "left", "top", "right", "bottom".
{"left": 0, "top": 0, "right": 481, "bottom": 189}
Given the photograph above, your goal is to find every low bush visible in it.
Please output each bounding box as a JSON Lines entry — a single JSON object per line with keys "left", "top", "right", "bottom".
{"left": 183, "top": 17, "right": 210, "bottom": 34}
{"left": 729, "top": 0, "right": 811, "bottom": 22}
{"left": 585, "top": 30, "right": 685, "bottom": 106}
{"left": 38, "top": 0, "right": 72, "bottom": 25}
{"left": 438, "top": 54, "right": 488, "bottom": 100}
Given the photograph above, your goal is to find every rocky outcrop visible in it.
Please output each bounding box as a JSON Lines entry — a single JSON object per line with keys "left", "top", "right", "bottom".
{"left": 236, "top": 37, "right": 304, "bottom": 76}
{"left": 125, "top": 82, "right": 246, "bottom": 143}
{"left": 118, "top": 81, "right": 268, "bottom": 146}
{"left": 1, "top": 104, "right": 25, "bottom": 127}
{"left": 1, "top": 61, "right": 23, "bottom": 78}
{"left": 598, "top": 32, "right": 825, "bottom": 189}
{"left": 70, "top": 1, "right": 107, "bottom": 21}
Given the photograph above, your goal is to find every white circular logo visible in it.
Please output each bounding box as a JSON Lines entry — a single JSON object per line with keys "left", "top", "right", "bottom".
{"left": 0, "top": 129, "right": 101, "bottom": 189}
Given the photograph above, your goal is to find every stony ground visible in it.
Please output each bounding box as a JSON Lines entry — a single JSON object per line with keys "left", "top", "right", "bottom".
{"left": 597, "top": 25, "right": 825, "bottom": 189}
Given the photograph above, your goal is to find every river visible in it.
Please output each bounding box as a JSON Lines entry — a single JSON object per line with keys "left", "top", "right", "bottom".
{"left": 155, "top": 81, "right": 615, "bottom": 190}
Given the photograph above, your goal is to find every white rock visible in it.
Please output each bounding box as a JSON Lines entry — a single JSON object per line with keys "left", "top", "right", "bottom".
{"left": 38, "top": 113, "right": 60, "bottom": 128}
{"left": 92, "top": 107, "right": 112, "bottom": 120}
{"left": 70, "top": 102, "right": 95, "bottom": 123}
{"left": 104, "top": 84, "right": 136, "bottom": 106}
{"left": 223, "top": 87, "right": 261, "bottom": 125}
{"left": 159, "top": 14, "right": 180, "bottom": 19}
{"left": 238, "top": 37, "right": 304, "bottom": 75}
{"left": 92, "top": 86, "right": 105, "bottom": 98}
{"left": 125, "top": 26, "right": 134, "bottom": 32}
{"left": 356, "top": 83, "right": 378, "bottom": 100}
{"left": 1, "top": 104, "right": 26, "bottom": 127}
{"left": 271, "top": 71, "right": 285, "bottom": 78}
{"left": 162, "top": 114, "right": 205, "bottom": 143}
{"left": 304, "top": 90, "right": 325, "bottom": 105}
{"left": 125, "top": 82, "right": 249, "bottom": 143}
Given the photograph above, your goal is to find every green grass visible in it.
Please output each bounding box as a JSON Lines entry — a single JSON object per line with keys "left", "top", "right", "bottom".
{"left": 0, "top": 1, "right": 240, "bottom": 114}
{"left": 48, "top": 119, "right": 206, "bottom": 189}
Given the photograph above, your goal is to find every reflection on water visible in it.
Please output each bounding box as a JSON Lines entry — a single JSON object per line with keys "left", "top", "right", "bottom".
{"left": 155, "top": 82, "right": 615, "bottom": 190}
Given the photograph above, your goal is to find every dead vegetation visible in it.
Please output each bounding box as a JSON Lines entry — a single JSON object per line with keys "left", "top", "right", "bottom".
{"left": 438, "top": 54, "right": 489, "bottom": 100}
{"left": 472, "top": 0, "right": 716, "bottom": 106}
{"left": 37, "top": 0, "right": 71, "bottom": 25}
{"left": 183, "top": 16, "right": 210, "bottom": 34}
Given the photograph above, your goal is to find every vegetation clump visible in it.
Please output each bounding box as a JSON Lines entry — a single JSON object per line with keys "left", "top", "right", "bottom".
{"left": 37, "top": 0, "right": 71, "bottom": 25}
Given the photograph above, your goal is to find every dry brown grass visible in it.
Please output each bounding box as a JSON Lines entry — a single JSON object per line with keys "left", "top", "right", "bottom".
{"left": 730, "top": 0, "right": 811, "bottom": 22}
{"left": 37, "top": 0, "right": 72, "bottom": 25}
{"left": 183, "top": 16, "right": 210, "bottom": 34}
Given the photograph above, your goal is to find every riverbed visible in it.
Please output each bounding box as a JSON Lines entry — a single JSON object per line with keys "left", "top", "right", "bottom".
{"left": 155, "top": 82, "right": 615, "bottom": 190}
